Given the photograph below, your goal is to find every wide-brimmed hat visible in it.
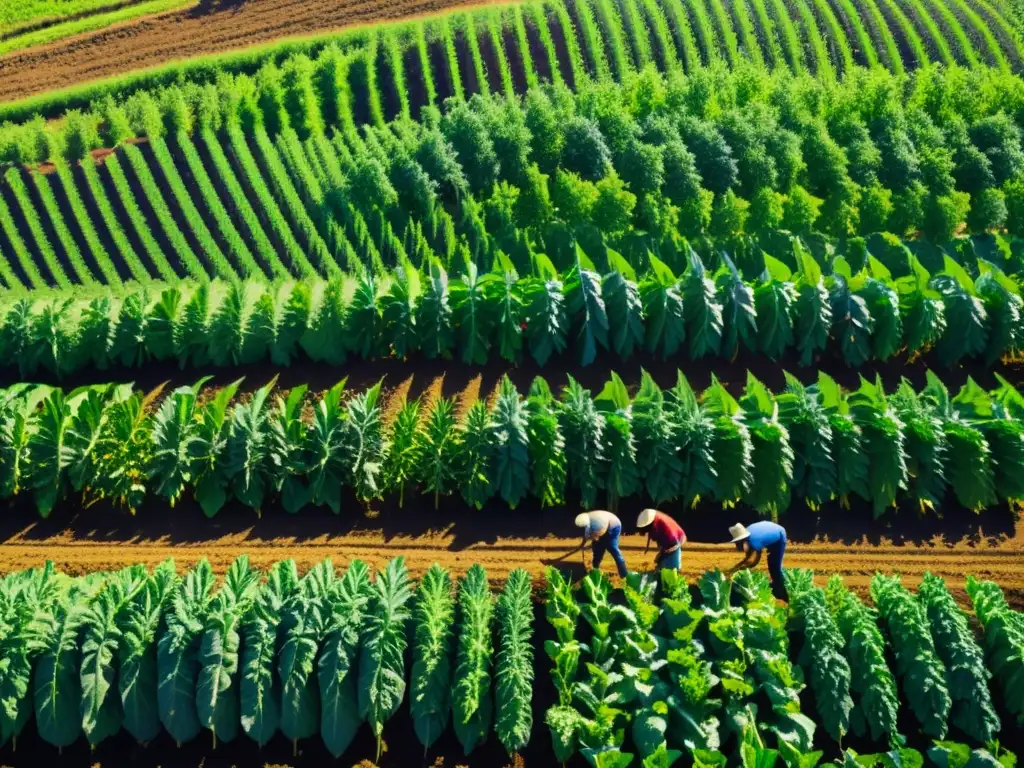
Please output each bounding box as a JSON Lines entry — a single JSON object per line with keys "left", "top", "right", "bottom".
{"left": 575, "top": 513, "right": 590, "bottom": 528}
{"left": 729, "top": 523, "right": 750, "bottom": 542}
{"left": 637, "top": 509, "right": 658, "bottom": 528}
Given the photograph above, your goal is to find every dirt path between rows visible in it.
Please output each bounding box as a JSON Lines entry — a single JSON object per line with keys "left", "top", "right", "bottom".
{"left": 0, "top": 0, "right": 504, "bottom": 103}
{"left": 2, "top": 500, "right": 1021, "bottom": 607}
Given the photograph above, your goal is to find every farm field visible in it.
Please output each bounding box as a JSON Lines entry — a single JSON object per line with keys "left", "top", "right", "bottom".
{"left": 0, "top": 0, "right": 197, "bottom": 59}
{"left": 0, "top": 0, "right": 508, "bottom": 103}
{"left": 0, "top": 548, "right": 1019, "bottom": 768}
{"left": 0, "top": 502, "right": 1020, "bottom": 603}
{"left": 4, "top": 0, "right": 1024, "bottom": 765}
{"left": 0, "top": 0, "right": 1021, "bottom": 110}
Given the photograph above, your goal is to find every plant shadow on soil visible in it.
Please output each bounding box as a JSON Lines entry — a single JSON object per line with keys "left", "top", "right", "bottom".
{"left": 1, "top": 347, "right": 1021, "bottom": 548}
{"left": 0, "top": 470, "right": 1017, "bottom": 552}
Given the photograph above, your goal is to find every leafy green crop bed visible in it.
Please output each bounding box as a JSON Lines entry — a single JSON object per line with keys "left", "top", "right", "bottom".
{"left": 2, "top": 367, "right": 1024, "bottom": 519}
{"left": 543, "top": 565, "right": 1022, "bottom": 766}
{"left": 3, "top": 231, "right": 1024, "bottom": 379}
{"left": 2, "top": 65, "right": 1024, "bottom": 317}
{"left": 0, "top": 558, "right": 1019, "bottom": 767}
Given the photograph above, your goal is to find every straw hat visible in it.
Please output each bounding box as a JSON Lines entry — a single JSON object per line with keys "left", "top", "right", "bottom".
{"left": 575, "top": 513, "right": 590, "bottom": 528}
{"left": 729, "top": 523, "right": 750, "bottom": 542}
{"left": 637, "top": 509, "right": 658, "bottom": 528}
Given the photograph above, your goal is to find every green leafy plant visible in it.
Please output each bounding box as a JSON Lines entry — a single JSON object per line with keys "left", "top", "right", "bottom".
{"left": 453, "top": 564, "right": 495, "bottom": 755}
{"left": 410, "top": 564, "right": 455, "bottom": 751}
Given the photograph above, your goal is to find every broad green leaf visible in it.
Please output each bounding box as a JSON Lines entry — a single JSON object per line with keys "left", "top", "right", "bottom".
{"left": 410, "top": 565, "right": 455, "bottom": 750}
{"left": 523, "top": 276, "right": 568, "bottom": 366}
{"left": 717, "top": 255, "right": 757, "bottom": 360}
{"left": 319, "top": 560, "right": 371, "bottom": 758}
{"left": 793, "top": 278, "right": 831, "bottom": 366}
{"left": 755, "top": 281, "right": 795, "bottom": 360}
{"left": 358, "top": 558, "right": 414, "bottom": 761}
{"left": 566, "top": 258, "right": 609, "bottom": 366}
{"left": 683, "top": 249, "right": 724, "bottom": 359}
{"left": 602, "top": 271, "right": 644, "bottom": 360}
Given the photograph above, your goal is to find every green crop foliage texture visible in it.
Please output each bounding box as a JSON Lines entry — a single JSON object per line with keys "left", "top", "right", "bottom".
{"left": 0, "top": 369, "right": 1023, "bottom": 517}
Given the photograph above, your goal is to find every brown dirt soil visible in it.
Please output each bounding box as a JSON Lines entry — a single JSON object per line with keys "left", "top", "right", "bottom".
{"left": 0, "top": 0, "right": 507, "bottom": 103}
{"left": 0, "top": 495, "right": 1020, "bottom": 766}
{"left": 1, "top": 491, "right": 1021, "bottom": 608}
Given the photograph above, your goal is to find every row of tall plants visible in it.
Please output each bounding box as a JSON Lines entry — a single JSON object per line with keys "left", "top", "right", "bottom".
{"left": 4, "top": 0, "right": 1022, "bottom": 130}
{"left": 3, "top": 228, "right": 1024, "bottom": 377}
{"left": 2, "top": 367, "right": 1023, "bottom": 518}
{"left": 1, "top": 559, "right": 1018, "bottom": 763}
{"left": 0, "top": 556, "right": 532, "bottom": 760}
{"left": 3, "top": 65, "right": 1024, "bottom": 293}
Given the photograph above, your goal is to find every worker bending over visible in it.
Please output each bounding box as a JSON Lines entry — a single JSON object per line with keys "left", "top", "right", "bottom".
{"left": 575, "top": 510, "right": 628, "bottom": 577}
{"left": 728, "top": 521, "right": 788, "bottom": 601}
{"left": 637, "top": 508, "right": 686, "bottom": 571}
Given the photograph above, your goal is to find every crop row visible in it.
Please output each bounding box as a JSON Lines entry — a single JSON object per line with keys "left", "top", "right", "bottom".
{"left": 3, "top": 230, "right": 1024, "bottom": 378}
{"left": 2, "top": 367, "right": 1023, "bottom": 518}
{"left": 3, "top": 65, "right": 1024, "bottom": 291}
{"left": 2, "top": 0, "right": 1023, "bottom": 130}
{"left": 0, "top": 556, "right": 533, "bottom": 759}
{"left": 544, "top": 565, "right": 1022, "bottom": 765}
{"left": 0, "top": 557, "right": 1020, "bottom": 765}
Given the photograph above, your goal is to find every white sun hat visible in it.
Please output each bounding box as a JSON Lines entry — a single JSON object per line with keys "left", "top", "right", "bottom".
{"left": 575, "top": 513, "right": 590, "bottom": 528}
{"left": 729, "top": 523, "right": 751, "bottom": 542}
{"left": 637, "top": 509, "right": 658, "bottom": 528}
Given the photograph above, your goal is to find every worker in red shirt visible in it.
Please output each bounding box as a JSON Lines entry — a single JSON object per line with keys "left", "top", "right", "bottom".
{"left": 637, "top": 508, "right": 687, "bottom": 571}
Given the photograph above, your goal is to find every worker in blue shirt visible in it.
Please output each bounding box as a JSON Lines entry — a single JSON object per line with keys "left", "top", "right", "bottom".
{"left": 728, "top": 521, "right": 788, "bottom": 601}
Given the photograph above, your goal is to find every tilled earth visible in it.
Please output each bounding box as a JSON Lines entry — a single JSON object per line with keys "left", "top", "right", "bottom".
{"left": 0, "top": 0, "right": 503, "bottom": 102}
{"left": 0, "top": 493, "right": 1020, "bottom": 607}
{"left": 0, "top": 493, "right": 1019, "bottom": 766}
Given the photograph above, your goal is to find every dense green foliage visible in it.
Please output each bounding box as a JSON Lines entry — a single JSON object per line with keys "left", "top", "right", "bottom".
{"left": 3, "top": 64, "right": 1024, "bottom": 293}
{"left": 0, "top": 559, "right": 1016, "bottom": 763}
{"left": 543, "top": 566, "right": 1011, "bottom": 767}
{"left": 0, "top": 557, "right": 536, "bottom": 758}
{"left": 2, "top": 0, "right": 1021, "bottom": 125}
{"left": 6, "top": 228, "right": 1024, "bottom": 377}
{"left": 3, "top": 369, "right": 1024, "bottom": 518}
{"left": 966, "top": 575, "right": 1024, "bottom": 725}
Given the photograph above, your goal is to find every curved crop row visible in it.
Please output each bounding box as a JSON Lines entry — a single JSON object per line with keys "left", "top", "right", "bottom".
{"left": 5, "top": 65, "right": 1024, "bottom": 292}
{"left": 1, "top": 0, "right": 1023, "bottom": 135}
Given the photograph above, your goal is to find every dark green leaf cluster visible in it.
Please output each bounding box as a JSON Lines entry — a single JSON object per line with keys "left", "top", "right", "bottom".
{"left": 8, "top": 237, "right": 1024, "bottom": 378}
{"left": 787, "top": 570, "right": 853, "bottom": 743}
{"left": 824, "top": 576, "right": 900, "bottom": 744}
{"left": 870, "top": 574, "right": 951, "bottom": 740}
{"left": 5, "top": 370, "right": 1024, "bottom": 519}
{"left": 918, "top": 573, "right": 1000, "bottom": 743}
{"left": 965, "top": 575, "right": 1024, "bottom": 725}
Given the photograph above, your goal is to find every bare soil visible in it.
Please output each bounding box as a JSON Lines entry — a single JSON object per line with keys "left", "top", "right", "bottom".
{"left": 0, "top": 0, "right": 508, "bottom": 104}
{"left": 1, "top": 484, "right": 1021, "bottom": 607}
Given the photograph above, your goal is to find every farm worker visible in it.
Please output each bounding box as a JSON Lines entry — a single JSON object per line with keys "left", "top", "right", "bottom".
{"left": 575, "top": 510, "right": 628, "bottom": 577}
{"left": 637, "top": 508, "right": 686, "bottom": 571}
{"left": 727, "top": 521, "right": 789, "bottom": 601}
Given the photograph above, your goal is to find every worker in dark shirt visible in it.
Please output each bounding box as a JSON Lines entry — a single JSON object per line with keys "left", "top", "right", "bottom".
{"left": 728, "top": 521, "right": 789, "bottom": 601}
{"left": 637, "top": 508, "right": 687, "bottom": 571}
